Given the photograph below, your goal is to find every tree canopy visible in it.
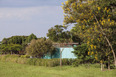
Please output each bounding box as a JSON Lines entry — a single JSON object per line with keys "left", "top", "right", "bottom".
{"left": 26, "top": 38, "right": 55, "bottom": 58}
{"left": 62, "top": 0, "right": 116, "bottom": 67}
{"left": 0, "top": 44, "right": 22, "bottom": 54}
{"left": 47, "top": 25, "right": 81, "bottom": 43}
{"left": 0, "top": 34, "right": 37, "bottom": 55}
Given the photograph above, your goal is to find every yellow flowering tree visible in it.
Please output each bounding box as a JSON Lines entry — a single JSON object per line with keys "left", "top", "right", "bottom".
{"left": 62, "top": 0, "right": 116, "bottom": 68}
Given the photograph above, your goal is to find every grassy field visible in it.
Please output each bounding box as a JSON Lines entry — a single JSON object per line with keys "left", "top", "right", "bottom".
{"left": 0, "top": 61, "right": 116, "bottom": 77}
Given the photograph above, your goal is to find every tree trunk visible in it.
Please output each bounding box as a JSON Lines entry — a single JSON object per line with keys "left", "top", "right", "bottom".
{"left": 101, "top": 62, "right": 104, "bottom": 71}
{"left": 94, "top": 15, "right": 116, "bottom": 67}
{"left": 114, "top": 57, "right": 116, "bottom": 66}
{"left": 104, "top": 36, "right": 116, "bottom": 67}
{"left": 11, "top": 51, "right": 13, "bottom": 55}
{"left": 108, "top": 56, "right": 110, "bottom": 70}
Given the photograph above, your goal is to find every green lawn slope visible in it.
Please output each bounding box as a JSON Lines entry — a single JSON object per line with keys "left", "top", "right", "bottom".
{"left": 0, "top": 61, "right": 116, "bottom": 77}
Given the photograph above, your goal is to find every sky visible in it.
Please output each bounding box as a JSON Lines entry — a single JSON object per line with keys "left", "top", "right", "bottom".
{"left": 0, "top": 0, "right": 67, "bottom": 41}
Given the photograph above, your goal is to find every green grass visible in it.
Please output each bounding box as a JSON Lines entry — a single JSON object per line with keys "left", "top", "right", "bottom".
{"left": 0, "top": 61, "right": 116, "bottom": 77}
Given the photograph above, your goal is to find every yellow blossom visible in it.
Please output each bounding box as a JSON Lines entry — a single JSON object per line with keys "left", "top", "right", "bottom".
{"left": 103, "top": 20, "right": 105, "bottom": 23}
{"left": 95, "top": 25, "right": 97, "bottom": 29}
{"left": 90, "top": 27, "right": 92, "bottom": 30}
{"left": 101, "top": 22, "right": 104, "bottom": 25}
{"left": 110, "top": 23, "right": 112, "bottom": 25}
{"left": 112, "top": 21, "right": 115, "bottom": 25}
{"left": 63, "top": 25, "right": 65, "bottom": 27}
{"left": 98, "top": 7, "right": 101, "bottom": 10}
{"left": 63, "top": 11, "right": 65, "bottom": 13}
{"left": 91, "top": 52, "right": 94, "bottom": 55}
{"left": 80, "top": 4, "right": 82, "bottom": 7}
{"left": 90, "top": 44, "right": 94, "bottom": 49}
{"left": 87, "top": 41, "right": 90, "bottom": 45}
{"left": 65, "top": 1, "right": 68, "bottom": 4}
{"left": 82, "top": 25, "right": 85, "bottom": 29}
{"left": 77, "top": 5, "right": 79, "bottom": 7}
{"left": 88, "top": 51, "right": 90, "bottom": 55}
{"left": 105, "top": 7, "right": 107, "bottom": 11}
{"left": 97, "top": 38, "right": 100, "bottom": 42}
{"left": 108, "top": 19, "right": 110, "bottom": 22}
{"left": 67, "top": 8, "right": 70, "bottom": 11}
{"left": 108, "top": 15, "right": 111, "bottom": 17}
{"left": 100, "top": 60, "right": 103, "bottom": 63}
{"left": 91, "top": 39, "right": 93, "bottom": 42}
{"left": 107, "top": 9, "right": 110, "bottom": 13}
{"left": 100, "top": 34, "right": 102, "bottom": 37}
{"left": 70, "top": 16, "right": 74, "bottom": 20}
{"left": 94, "top": 46, "right": 96, "bottom": 49}
{"left": 61, "top": 2, "right": 64, "bottom": 5}
{"left": 95, "top": 56, "right": 98, "bottom": 60}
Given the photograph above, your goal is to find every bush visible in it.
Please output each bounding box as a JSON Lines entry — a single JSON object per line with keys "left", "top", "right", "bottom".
{"left": 20, "top": 55, "right": 30, "bottom": 58}
{"left": 0, "top": 55, "right": 81, "bottom": 67}
{"left": 17, "top": 58, "right": 28, "bottom": 64}
{"left": 72, "top": 59, "right": 82, "bottom": 67}
{"left": 26, "top": 58, "right": 38, "bottom": 65}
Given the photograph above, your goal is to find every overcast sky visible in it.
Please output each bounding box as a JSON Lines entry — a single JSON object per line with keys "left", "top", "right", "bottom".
{"left": 0, "top": 0, "right": 67, "bottom": 41}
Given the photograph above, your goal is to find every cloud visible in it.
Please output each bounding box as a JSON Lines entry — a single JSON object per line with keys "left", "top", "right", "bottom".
{"left": 0, "top": 6, "right": 63, "bottom": 21}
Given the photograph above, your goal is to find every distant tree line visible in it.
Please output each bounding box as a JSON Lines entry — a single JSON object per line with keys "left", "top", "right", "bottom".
{"left": 0, "top": 25, "right": 81, "bottom": 59}
{"left": 0, "top": 33, "right": 37, "bottom": 54}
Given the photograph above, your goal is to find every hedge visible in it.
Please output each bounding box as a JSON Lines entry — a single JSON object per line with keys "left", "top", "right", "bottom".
{"left": 0, "top": 55, "right": 79, "bottom": 67}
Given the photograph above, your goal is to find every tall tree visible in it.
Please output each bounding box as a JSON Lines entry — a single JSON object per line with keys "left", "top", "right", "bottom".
{"left": 47, "top": 25, "right": 72, "bottom": 66}
{"left": 62, "top": 0, "right": 116, "bottom": 67}
{"left": 47, "top": 25, "right": 71, "bottom": 43}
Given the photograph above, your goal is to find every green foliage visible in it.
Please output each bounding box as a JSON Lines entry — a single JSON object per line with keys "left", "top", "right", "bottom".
{"left": 72, "top": 44, "right": 94, "bottom": 63}
{"left": 0, "top": 55, "right": 79, "bottom": 67}
{"left": 0, "top": 61, "right": 116, "bottom": 77}
{"left": 26, "top": 33, "right": 37, "bottom": 43}
{"left": 62, "top": 0, "right": 116, "bottom": 66}
{"left": 2, "top": 36, "right": 28, "bottom": 45}
{"left": 0, "top": 44, "right": 22, "bottom": 54}
{"left": 47, "top": 25, "right": 72, "bottom": 43}
{"left": 0, "top": 34, "right": 37, "bottom": 55}
{"left": 20, "top": 55, "right": 30, "bottom": 58}
{"left": 26, "top": 38, "right": 55, "bottom": 57}
{"left": 72, "top": 59, "right": 83, "bottom": 67}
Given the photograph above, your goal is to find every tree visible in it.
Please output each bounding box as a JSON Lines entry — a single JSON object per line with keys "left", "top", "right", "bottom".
{"left": 62, "top": 0, "right": 116, "bottom": 68}
{"left": 2, "top": 38, "right": 8, "bottom": 44}
{"left": 0, "top": 44, "right": 22, "bottom": 54}
{"left": 47, "top": 25, "right": 72, "bottom": 43}
{"left": 1, "top": 34, "right": 37, "bottom": 55}
{"left": 1, "top": 36, "right": 28, "bottom": 45}
{"left": 47, "top": 25, "right": 74, "bottom": 66}
{"left": 8, "top": 44, "right": 22, "bottom": 54}
{"left": 25, "top": 38, "right": 55, "bottom": 58}
{"left": 72, "top": 44, "right": 94, "bottom": 63}
{"left": 27, "top": 33, "right": 37, "bottom": 43}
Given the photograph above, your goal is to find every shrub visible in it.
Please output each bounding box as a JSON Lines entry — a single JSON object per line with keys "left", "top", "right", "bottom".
{"left": 72, "top": 59, "right": 81, "bottom": 67}
{"left": 17, "top": 58, "right": 28, "bottom": 64}
{"left": 20, "top": 55, "right": 30, "bottom": 58}
{"left": 26, "top": 58, "right": 38, "bottom": 65}
{"left": 0, "top": 55, "right": 82, "bottom": 67}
